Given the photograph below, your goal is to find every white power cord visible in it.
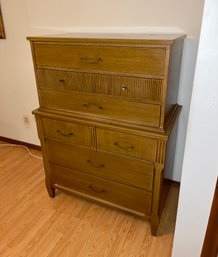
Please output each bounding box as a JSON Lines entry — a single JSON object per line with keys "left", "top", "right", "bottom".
{"left": 0, "top": 144, "right": 43, "bottom": 160}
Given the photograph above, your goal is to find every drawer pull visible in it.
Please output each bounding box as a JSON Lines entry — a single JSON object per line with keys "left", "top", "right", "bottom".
{"left": 87, "top": 159, "right": 105, "bottom": 168}
{"left": 122, "top": 86, "right": 127, "bottom": 91}
{"left": 81, "top": 56, "right": 103, "bottom": 64}
{"left": 59, "top": 79, "right": 65, "bottom": 84}
{"left": 114, "top": 142, "right": 135, "bottom": 151}
{"left": 56, "top": 130, "right": 74, "bottom": 137}
{"left": 83, "top": 103, "right": 103, "bottom": 110}
{"left": 89, "top": 184, "right": 106, "bottom": 193}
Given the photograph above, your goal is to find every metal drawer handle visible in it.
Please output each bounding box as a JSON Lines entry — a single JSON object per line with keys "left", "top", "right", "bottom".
{"left": 122, "top": 86, "right": 127, "bottom": 91}
{"left": 89, "top": 184, "right": 106, "bottom": 193}
{"left": 56, "top": 130, "right": 74, "bottom": 137}
{"left": 87, "top": 159, "right": 105, "bottom": 168}
{"left": 81, "top": 56, "right": 103, "bottom": 64}
{"left": 114, "top": 142, "right": 135, "bottom": 151}
{"left": 83, "top": 103, "right": 103, "bottom": 110}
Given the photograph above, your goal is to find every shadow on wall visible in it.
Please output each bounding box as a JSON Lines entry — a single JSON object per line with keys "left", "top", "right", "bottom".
{"left": 172, "top": 37, "right": 199, "bottom": 181}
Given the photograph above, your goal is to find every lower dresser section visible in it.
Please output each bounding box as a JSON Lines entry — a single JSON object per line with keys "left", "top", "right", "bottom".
{"left": 50, "top": 163, "right": 152, "bottom": 216}
{"left": 34, "top": 109, "right": 180, "bottom": 236}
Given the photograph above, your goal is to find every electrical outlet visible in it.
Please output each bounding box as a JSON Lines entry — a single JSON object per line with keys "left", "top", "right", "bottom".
{"left": 23, "top": 115, "right": 31, "bottom": 127}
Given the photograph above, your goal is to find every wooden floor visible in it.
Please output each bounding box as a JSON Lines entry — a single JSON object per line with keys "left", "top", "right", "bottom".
{"left": 0, "top": 143, "right": 179, "bottom": 257}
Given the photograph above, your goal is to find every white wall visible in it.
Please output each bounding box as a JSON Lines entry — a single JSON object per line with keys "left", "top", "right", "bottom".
{"left": 0, "top": 0, "right": 204, "bottom": 180}
{"left": 172, "top": 0, "right": 218, "bottom": 255}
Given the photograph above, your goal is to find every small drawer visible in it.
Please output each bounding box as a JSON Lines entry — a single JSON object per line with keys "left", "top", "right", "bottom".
{"left": 50, "top": 163, "right": 152, "bottom": 215}
{"left": 39, "top": 90, "right": 161, "bottom": 128}
{"left": 46, "top": 140, "right": 154, "bottom": 191}
{"left": 97, "top": 128, "right": 157, "bottom": 162}
{"left": 33, "top": 43, "right": 166, "bottom": 76}
{"left": 36, "top": 69, "right": 163, "bottom": 104}
{"left": 43, "top": 118, "right": 92, "bottom": 147}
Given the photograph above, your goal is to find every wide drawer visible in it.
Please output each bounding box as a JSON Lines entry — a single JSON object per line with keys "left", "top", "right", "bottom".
{"left": 50, "top": 163, "right": 152, "bottom": 215}
{"left": 42, "top": 118, "right": 93, "bottom": 147}
{"left": 33, "top": 43, "right": 166, "bottom": 76}
{"left": 46, "top": 140, "right": 154, "bottom": 191}
{"left": 36, "top": 69, "right": 163, "bottom": 103}
{"left": 39, "top": 90, "right": 161, "bottom": 128}
{"left": 97, "top": 128, "right": 157, "bottom": 162}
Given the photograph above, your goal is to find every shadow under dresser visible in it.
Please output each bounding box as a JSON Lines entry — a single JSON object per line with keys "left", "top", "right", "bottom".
{"left": 27, "top": 33, "right": 185, "bottom": 236}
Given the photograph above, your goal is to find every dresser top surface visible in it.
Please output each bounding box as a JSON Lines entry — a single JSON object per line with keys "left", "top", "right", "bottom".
{"left": 27, "top": 33, "right": 186, "bottom": 45}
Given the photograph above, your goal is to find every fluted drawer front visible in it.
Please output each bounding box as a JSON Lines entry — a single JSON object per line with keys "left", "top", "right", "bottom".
{"left": 97, "top": 128, "right": 157, "bottom": 162}
{"left": 34, "top": 43, "right": 165, "bottom": 76}
{"left": 43, "top": 118, "right": 93, "bottom": 147}
{"left": 39, "top": 90, "right": 161, "bottom": 128}
{"left": 36, "top": 69, "right": 163, "bottom": 103}
{"left": 50, "top": 163, "right": 152, "bottom": 215}
{"left": 46, "top": 140, "right": 154, "bottom": 191}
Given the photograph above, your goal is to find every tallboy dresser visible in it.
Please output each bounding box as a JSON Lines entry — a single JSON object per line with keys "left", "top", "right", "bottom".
{"left": 28, "top": 33, "right": 185, "bottom": 235}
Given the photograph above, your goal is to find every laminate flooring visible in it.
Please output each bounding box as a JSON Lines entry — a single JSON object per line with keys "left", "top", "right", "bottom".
{"left": 0, "top": 143, "right": 179, "bottom": 257}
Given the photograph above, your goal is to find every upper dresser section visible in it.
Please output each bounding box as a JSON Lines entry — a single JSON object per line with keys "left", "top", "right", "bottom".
{"left": 28, "top": 33, "right": 185, "bottom": 131}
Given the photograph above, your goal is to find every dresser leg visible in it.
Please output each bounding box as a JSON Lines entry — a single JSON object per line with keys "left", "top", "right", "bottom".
{"left": 151, "top": 215, "right": 160, "bottom": 236}
{"left": 46, "top": 182, "right": 55, "bottom": 198}
{"left": 48, "top": 187, "right": 55, "bottom": 198}
{"left": 151, "top": 160, "right": 165, "bottom": 236}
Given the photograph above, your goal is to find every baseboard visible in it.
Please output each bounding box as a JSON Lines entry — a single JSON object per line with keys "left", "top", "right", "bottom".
{"left": 0, "top": 136, "right": 41, "bottom": 151}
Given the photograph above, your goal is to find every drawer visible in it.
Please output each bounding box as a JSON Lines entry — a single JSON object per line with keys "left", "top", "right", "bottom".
{"left": 46, "top": 140, "right": 154, "bottom": 191}
{"left": 36, "top": 69, "right": 163, "bottom": 103}
{"left": 33, "top": 43, "right": 166, "bottom": 76}
{"left": 50, "top": 163, "right": 152, "bottom": 215}
{"left": 39, "top": 90, "right": 161, "bottom": 128}
{"left": 43, "top": 118, "right": 92, "bottom": 147}
{"left": 97, "top": 128, "right": 157, "bottom": 162}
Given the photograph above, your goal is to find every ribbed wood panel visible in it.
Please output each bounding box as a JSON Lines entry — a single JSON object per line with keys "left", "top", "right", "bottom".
{"left": 156, "top": 141, "right": 166, "bottom": 164}
{"left": 36, "top": 69, "right": 163, "bottom": 103}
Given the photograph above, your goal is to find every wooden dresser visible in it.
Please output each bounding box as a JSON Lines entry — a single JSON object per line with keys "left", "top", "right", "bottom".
{"left": 28, "top": 33, "right": 185, "bottom": 235}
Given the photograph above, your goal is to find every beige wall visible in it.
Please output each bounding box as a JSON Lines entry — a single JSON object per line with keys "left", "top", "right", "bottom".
{"left": 0, "top": 0, "right": 204, "bottom": 148}
{"left": 26, "top": 0, "right": 203, "bottom": 38}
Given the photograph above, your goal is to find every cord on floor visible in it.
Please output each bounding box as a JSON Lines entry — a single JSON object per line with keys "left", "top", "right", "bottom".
{"left": 0, "top": 144, "right": 43, "bottom": 160}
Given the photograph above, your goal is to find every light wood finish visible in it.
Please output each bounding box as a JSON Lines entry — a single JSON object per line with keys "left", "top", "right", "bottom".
{"left": 33, "top": 44, "right": 166, "bottom": 76}
{"left": 43, "top": 118, "right": 93, "bottom": 147}
{"left": 36, "top": 69, "right": 163, "bottom": 103}
{"left": 39, "top": 90, "right": 161, "bottom": 128}
{"left": 97, "top": 127, "right": 157, "bottom": 161}
{"left": 0, "top": 144, "right": 180, "bottom": 257}
{"left": 46, "top": 140, "right": 154, "bottom": 191}
{"left": 51, "top": 163, "right": 152, "bottom": 215}
{"left": 28, "top": 34, "right": 185, "bottom": 235}
{"left": 29, "top": 34, "right": 185, "bottom": 129}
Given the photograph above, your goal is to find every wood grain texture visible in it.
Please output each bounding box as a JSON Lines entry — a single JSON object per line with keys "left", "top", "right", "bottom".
{"left": 30, "top": 34, "right": 185, "bottom": 130}
{"left": 97, "top": 127, "right": 157, "bottom": 161}
{"left": 42, "top": 118, "right": 93, "bottom": 147}
{"left": 36, "top": 69, "right": 163, "bottom": 103}
{"left": 46, "top": 140, "right": 154, "bottom": 191}
{"left": 165, "top": 38, "right": 184, "bottom": 116}
{"left": 0, "top": 143, "right": 179, "bottom": 257}
{"left": 28, "top": 34, "right": 184, "bottom": 236}
{"left": 51, "top": 163, "right": 152, "bottom": 215}
{"left": 34, "top": 43, "right": 166, "bottom": 76}
{"left": 39, "top": 89, "right": 161, "bottom": 128}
